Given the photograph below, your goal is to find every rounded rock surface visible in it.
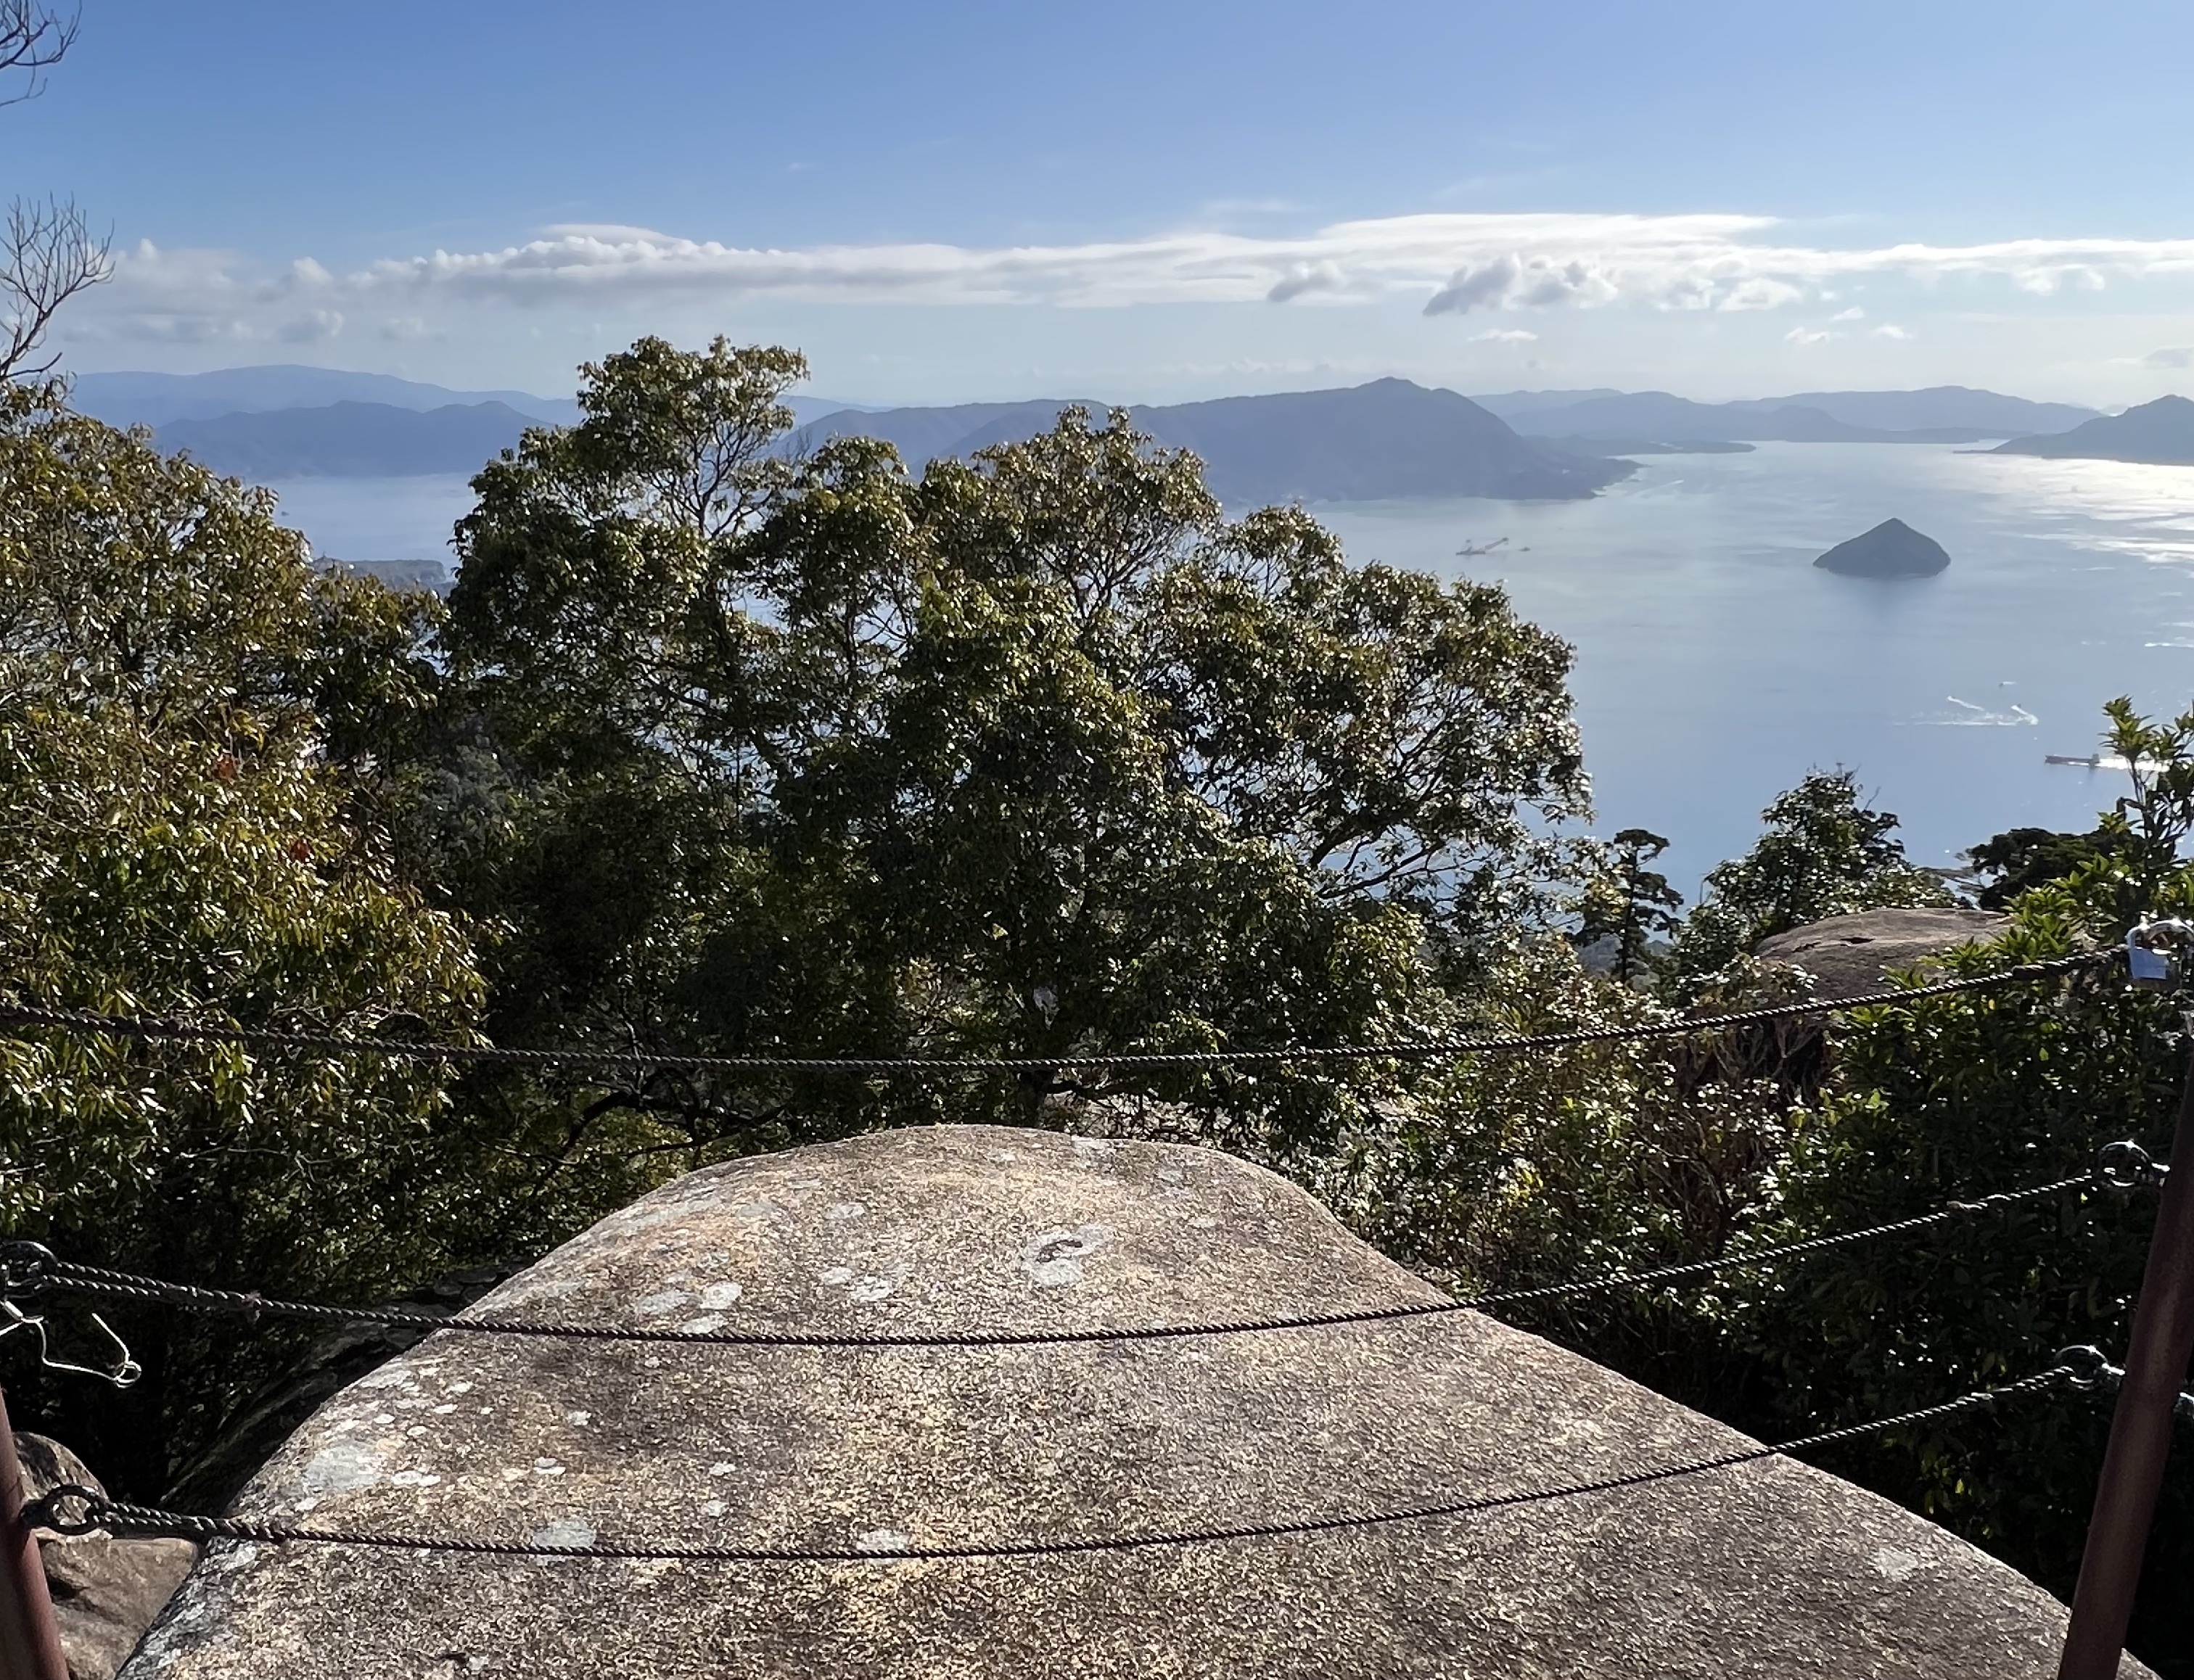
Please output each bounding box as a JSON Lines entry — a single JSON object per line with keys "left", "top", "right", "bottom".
{"left": 1754, "top": 907, "right": 2011, "bottom": 997}
{"left": 121, "top": 1124, "right": 2132, "bottom": 1679}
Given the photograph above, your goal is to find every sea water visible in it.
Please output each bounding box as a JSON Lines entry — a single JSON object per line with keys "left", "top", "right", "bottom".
{"left": 265, "top": 442, "right": 2194, "bottom": 890}
{"left": 1319, "top": 443, "right": 2194, "bottom": 888}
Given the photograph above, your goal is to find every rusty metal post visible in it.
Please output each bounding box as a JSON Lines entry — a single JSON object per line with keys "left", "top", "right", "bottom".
{"left": 0, "top": 1387, "right": 69, "bottom": 1680}
{"left": 2058, "top": 1042, "right": 2194, "bottom": 1680}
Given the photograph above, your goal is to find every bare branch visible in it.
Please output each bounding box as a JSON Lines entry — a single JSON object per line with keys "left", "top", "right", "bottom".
{"left": 1, "top": 194, "right": 110, "bottom": 381}
{"left": 0, "top": 0, "right": 76, "bottom": 107}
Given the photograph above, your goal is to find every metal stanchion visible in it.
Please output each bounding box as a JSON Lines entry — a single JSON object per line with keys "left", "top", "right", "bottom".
{"left": 2058, "top": 1033, "right": 2194, "bottom": 1679}
{"left": 0, "top": 1388, "right": 69, "bottom": 1680}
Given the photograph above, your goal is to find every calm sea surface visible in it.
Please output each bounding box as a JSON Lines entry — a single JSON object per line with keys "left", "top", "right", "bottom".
{"left": 269, "top": 442, "right": 2194, "bottom": 889}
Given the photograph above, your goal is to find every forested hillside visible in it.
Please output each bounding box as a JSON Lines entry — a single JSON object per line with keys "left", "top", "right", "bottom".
{"left": 4, "top": 339, "right": 2190, "bottom": 1670}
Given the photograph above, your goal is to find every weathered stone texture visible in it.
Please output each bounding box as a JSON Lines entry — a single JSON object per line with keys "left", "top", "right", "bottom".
{"left": 1756, "top": 907, "right": 2010, "bottom": 996}
{"left": 120, "top": 1124, "right": 2129, "bottom": 1679}
{"left": 16, "top": 1432, "right": 197, "bottom": 1680}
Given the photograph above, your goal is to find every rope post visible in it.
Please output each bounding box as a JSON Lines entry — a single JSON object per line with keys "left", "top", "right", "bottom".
{"left": 2058, "top": 1035, "right": 2194, "bottom": 1680}
{"left": 0, "top": 1388, "right": 69, "bottom": 1680}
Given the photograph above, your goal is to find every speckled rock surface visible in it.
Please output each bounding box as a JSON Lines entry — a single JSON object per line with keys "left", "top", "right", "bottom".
{"left": 1756, "top": 907, "right": 2010, "bottom": 996}
{"left": 120, "top": 1124, "right": 2127, "bottom": 1680}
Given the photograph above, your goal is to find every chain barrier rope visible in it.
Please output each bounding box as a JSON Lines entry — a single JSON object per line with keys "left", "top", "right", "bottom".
{"left": 17, "top": 1363, "right": 2081, "bottom": 1562}
{"left": 0, "top": 1161, "right": 2129, "bottom": 1353}
{"left": 0, "top": 949, "right": 2117, "bottom": 1081}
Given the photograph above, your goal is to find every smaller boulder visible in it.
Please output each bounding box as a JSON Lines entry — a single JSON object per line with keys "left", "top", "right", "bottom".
{"left": 1815, "top": 517, "right": 1951, "bottom": 577}
{"left": 1755, "top": 907, "right": 2009, "bottom": 996}
{"left": 15, "top": 1432, "right": 197, "bottom": 1680}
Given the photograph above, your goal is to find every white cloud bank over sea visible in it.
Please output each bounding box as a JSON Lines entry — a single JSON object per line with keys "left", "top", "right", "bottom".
{"left": 57, "top": 209, "right": 2194, "bottom": 406}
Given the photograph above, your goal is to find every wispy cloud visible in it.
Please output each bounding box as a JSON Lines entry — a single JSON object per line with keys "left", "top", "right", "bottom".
{"left": 1468, "top": 327, "right": 1540, "bottom": 343}
{"left": 2145, "top": 345, "right": 2194, "bottom": 368}
{"left": 65, "top": 214, "right": 2194, "bottom": 347}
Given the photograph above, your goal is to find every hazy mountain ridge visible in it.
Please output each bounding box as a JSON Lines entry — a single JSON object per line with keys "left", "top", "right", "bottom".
{"left": 76, "top": 366, "right": 583, "bottom": 428}
{"left": 89, "top": 365, "right": 2140, "bottom": 491}
{"left": 1991, "top": 394, "right": 2194, "bottom": 464}
{"left": 74, "top": 366, "right": 862, "bottom": 432}
{"left": 1487, "top": 387, "right": 2097, "bottom": 445}
{"left": 158, "top": 400, "right": 537, "bottom": 478}
{"left": 799, "top": 379, "right": 1633, "bottom": 503}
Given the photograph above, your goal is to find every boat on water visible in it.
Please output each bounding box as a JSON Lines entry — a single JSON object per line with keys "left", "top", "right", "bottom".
{"left": 2045, "top": 752, "right": 2148, "bottom": 772}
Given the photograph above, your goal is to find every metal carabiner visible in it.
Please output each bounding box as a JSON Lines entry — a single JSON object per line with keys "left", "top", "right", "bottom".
{"left": 0, "top": 1298, "right": 141, "bottom": 1388}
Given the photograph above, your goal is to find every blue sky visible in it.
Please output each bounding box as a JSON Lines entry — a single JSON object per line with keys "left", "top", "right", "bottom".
{"left": 20, "top": 0, "right": 2194, "bottom": 404}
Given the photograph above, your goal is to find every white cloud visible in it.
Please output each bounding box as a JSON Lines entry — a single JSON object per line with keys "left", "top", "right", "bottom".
{"left": 277, "top": 309, "right": 345, "bottom": 343}
{"left": 1720, "top": 277, "right": 1804, "bottom": 312}
{"left": 1831, "top": 305, "right": 1866, "bottom": 321}
{"left": 65, "top": 214, "right": 2194, "bottom": 350}
{"left": 1872, "top": 324, "right": 1911, "bottom": 341}
{"left": 1468, "top": 328, "right": 1540, "bottom": 343}
{"left": 2145, "top": 346, "right": 2194, "bottom": 368}
{"left": 1786, "top": 327, "right": 1831, "bottom": 345}
{"left": 1424, "top": 254, "right": 1616, "bottom": 316}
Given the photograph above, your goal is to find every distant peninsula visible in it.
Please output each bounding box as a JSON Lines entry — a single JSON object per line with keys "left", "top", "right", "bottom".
{"left": 1814, "top": 518, "right": 1950, "bottom": 578}
{"left": 1991, "top": 394, "right": 2194, "bottom": 465}
{"left": 800, "top": 378, "right": 1635, "bottom": 505}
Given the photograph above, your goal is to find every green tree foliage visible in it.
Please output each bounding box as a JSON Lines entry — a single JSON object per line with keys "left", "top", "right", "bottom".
{"left": 0, "top": 384, "right": 485, "bottom": 1488}
{"left": 1965, "top": 823, "right": 2135, "bottom": 910}
{"left": 1718, "top": 701, "right": 2194, "bottom": 1672}
{"left": 1574, "top": 827, "right": 1683, "bottom": 984}
{"left": 17, "top": 330, "right": 2185, "bottom": 1666}
{"left": 1669, "top": 770, "right": 1952, "bottom": 990}
{"left": 424, "top": 336, "right": 1590, "bottom": 1177}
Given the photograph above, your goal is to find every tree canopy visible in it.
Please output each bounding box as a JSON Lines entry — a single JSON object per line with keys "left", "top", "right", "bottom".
{"left": 7, "top": 337, "right": 2191, "bottom": 1670}
{"left": 1668, "top": 770, "right": 1952, "bottom": 989}
{"left": 0, "top": 384, "right": 485, "bottom": 1488}
{"left": 427, "top": 336, "right": 1589, "bottom": 1158}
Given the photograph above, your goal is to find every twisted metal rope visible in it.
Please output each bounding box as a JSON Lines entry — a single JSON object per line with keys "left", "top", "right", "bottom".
{"left": 26, "top": 1366, "right": 2073, "bottom": 1561}
{"left": 0, "top": 950, "right": 2115, "bottom": 1079}
{"left": 5, "top": 1172, "right": 2092, "bottom": 1348}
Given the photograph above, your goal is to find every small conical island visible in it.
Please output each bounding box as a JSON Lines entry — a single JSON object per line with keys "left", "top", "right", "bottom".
{"left": 1814, "top": 517, "right": 1951, "bottom": 578}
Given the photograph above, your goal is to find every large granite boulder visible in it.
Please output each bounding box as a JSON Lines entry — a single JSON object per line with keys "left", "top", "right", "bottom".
{"left": 1756, "top": 907, "right": 2010, "bottom": 996}
{"left": 123, "top": 1125, "right": 2129, "bottom": 1679}
{"left": 15, "top": 1433, "right": 197, "bottom": 1680}
{"left": 165, "top": 1264, "right": 522, "bottom": 1513}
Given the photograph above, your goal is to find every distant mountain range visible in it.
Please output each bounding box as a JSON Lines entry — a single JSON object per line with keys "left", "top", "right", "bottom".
{"left": 78, "top": 362, "right": 2169, "bottom": 497}
{"left": 75, "top": 366, "right": 583, "bottom": 429}
{"left": 1992, "top": 395, "right": 2194, "bottom": 464}
{"left": 157, "top": 400, "right": 539, "bottom": 478}
{"left": 74, "top": 363, "right": 861, "bottom": 432}
{"left": 1477, "top": 386, "right": 2098, "bottom": 446}
{"left": 797, "top": 379, "right": 1630, "bottom": 503}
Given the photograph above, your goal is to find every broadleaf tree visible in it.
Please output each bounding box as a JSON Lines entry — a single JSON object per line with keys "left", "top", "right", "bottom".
{"left": 423, "top": 336, "right": 1593, "bottom": 1172}
{"left": 0, "top": 385, "right": 487, "bottom": 1491}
